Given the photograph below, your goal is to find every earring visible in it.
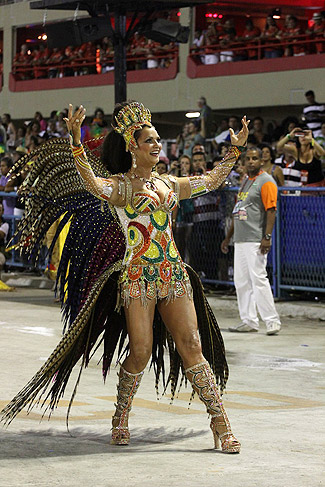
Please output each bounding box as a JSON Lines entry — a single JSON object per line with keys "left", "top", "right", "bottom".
{"left": 131, "top": 152, "right": 137, "bottom": 169}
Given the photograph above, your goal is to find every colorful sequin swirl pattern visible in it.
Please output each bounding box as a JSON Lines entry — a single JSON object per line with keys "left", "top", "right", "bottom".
{"left": 115, "top": 174, "right": 192, "bottom": 308}
{"left": 69, "top": 142, "right": 191, "bottom": 308}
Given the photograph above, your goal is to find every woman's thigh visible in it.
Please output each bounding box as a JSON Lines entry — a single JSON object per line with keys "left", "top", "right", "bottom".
{"left": 124, "top": 297, "right": 156, "bottom": 350}
{"left": 157, "top": 295, "right": 203, "bottom": 368}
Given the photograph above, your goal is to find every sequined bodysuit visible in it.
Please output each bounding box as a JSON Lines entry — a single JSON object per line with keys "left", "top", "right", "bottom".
{"left": 115, "top": 174, "right": 192, "bottom": 307}
{"left": 70, "top": 143, "right": 240, "bottom": 307}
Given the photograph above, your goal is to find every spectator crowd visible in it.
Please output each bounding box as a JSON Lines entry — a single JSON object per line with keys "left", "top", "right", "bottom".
{"left": 192, "top": 11, "right": 325, "bottom": 64}
{"left": 10, "top": 10, "right": 325, "bottom": 81}
{"left": 12, "top": 33, "right": 177, "bottom": 81}
{"left": 1, "top": 90, "right": 325, "bottom": 281}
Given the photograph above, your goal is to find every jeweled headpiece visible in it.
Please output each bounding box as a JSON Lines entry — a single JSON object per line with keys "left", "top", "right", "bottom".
{"left": 113, "top": 102, "right": 152, "bottom": 151}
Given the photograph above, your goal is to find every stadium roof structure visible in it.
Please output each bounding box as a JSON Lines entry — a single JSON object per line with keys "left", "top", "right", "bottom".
{"left": 30, "top": 0, "right": 209, "bottom": 14}
{"left": 30, "top": 0, "right": 210, "bottom": 102}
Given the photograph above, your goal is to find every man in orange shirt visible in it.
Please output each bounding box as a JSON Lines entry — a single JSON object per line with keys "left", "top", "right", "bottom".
{"left": 221, "top": 147, "right": 281, "bottom": 335}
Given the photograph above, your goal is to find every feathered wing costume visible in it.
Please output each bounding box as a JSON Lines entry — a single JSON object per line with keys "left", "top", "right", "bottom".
{"left": 1, "top": 137, "right": 228, "bottom": 425}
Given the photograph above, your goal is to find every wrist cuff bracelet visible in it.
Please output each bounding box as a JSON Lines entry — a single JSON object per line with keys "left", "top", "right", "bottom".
{"left": 234, "top": 145, "right": 246, "bottom": 153}
{"left": 231, "top": 146, "right": 242, "bottom": 158}
{"left": 69, "top": 133, "right": 82, "bottom": 148}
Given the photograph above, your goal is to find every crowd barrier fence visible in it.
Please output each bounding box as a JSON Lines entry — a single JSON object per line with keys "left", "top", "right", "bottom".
{"left": 1, "top": 187, "right": 324, "bottom": 297}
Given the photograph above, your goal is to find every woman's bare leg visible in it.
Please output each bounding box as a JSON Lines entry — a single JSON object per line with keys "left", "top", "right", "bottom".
{"left": 122, "top": 297, "right": 156, "bottom": 373}
{"left": 158, "top": 295, "right": 240, "bottom": 453}
{"left": 157, "top": 295, "right": 204, "bottom": 368}
{"left": 111, "top": 298, "right": 156, "bottom": 443}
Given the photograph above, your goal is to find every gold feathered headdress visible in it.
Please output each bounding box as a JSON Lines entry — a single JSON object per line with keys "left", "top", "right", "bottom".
{"left": 113, "top": 101, "right": 152, "bottom": 151}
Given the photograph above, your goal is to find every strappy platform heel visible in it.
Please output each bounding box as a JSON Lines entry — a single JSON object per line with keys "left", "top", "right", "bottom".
{"left": 111, "top": 366, "right": 144, "bottom": 446}
{"left": 210, "top": 415, "right": 241, "bottom": 453}
{"left": 185, "top": 361, "right": 241, "bottom": 454}
{"left": 111, "top": 415, "right": 130, "bottom": 445}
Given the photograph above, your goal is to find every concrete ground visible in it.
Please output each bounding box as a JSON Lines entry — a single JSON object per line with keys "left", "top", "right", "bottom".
{"left": 0, "top": 288, "right": 324, "bottom": 487}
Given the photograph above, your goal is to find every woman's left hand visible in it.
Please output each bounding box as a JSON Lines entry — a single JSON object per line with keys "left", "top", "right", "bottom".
{"left": 303, "top": 129, "right": 313, "bottom": 143}
{"left": 63, "top": 104, "right": 86, "bottom": 146}
{"left": 229, "top": 116, "right": 250, "bottom": 147}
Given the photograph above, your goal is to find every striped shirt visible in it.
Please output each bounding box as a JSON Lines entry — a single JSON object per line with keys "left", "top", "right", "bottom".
{"left": 274, "top": 156, "right": 302, "bottom": 187}
{"left": 302, "top": 102, "right": 325, "bottom": 134}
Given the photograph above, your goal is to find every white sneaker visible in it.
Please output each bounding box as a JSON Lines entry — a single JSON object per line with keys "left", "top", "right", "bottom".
{"left": 266, "top": 322, "right": 281, "bottom": 335}
{"left": 228, "top": 323, "right": 258, "bottom": 333}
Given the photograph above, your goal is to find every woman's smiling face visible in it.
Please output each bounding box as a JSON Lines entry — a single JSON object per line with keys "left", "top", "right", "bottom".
{"left": 133, "top": 126, "right": 162, "bottom": 167}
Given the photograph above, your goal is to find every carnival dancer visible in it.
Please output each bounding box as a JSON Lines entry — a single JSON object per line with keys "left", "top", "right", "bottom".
{"left": 1, "top": 102, "right": 249, "bottom": 454}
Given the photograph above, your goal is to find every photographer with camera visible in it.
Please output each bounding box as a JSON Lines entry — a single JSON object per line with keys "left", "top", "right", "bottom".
{"left": 277, "top": 127, "right": 325, "bottom": 187}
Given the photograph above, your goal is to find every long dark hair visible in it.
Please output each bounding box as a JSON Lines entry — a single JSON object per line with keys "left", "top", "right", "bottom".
{"left": 101, "top": 101, "right": 142, "bottom": 174}
{"left": 259, "top": 143, "right": 275, "bottom": 163}
{"left": 0, "top": 155, "right": 13, "bottom": 169}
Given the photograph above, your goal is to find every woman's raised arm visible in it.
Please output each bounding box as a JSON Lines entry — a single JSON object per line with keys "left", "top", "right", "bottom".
{"left": 64, "top": 104, "right": 123, "bottom": 205}
{"left": 177, "top": 116, "right": 250, "bottom": 200}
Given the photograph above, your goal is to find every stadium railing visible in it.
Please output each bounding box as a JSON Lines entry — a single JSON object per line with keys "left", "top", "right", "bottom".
{"left": 189, "top": 34, "right": 324, "bottom": 63}
{"left": 12, "top": 48, "right": 179, "bottom": 80}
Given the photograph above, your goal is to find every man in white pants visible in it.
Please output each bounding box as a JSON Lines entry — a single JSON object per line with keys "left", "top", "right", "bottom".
{"left": 221, "top": 147, "right": 281, "bottom": 335}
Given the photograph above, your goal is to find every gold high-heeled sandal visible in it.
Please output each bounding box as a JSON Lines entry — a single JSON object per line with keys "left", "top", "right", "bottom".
{"left": 111, "top": 366, "right": 144, "bottom": 446}
{"left": 111, "top": 415, "right": 130, "bottom": 445}
{"left": 210, "top": 414, "right": 241, "bottom": 453}
{"left": 185, "top": 361, "right": 241, "bottom": 454}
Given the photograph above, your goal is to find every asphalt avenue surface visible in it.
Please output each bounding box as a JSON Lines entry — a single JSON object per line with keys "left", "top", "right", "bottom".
{"left": 0, "top": 288, "right": 324, "bottom": 487}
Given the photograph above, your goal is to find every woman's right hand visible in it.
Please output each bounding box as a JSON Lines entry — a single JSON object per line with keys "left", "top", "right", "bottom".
{"left": 63, "top": 104, "right": 86, "bottom": 146}
{"left": 301, "top": 129, "right": 313, "bottom": 144}
{"left": 288, "top": 127, "right": 304, "bottom": 139}
{"left": 229, "top": 115, "right": 250, "bottom": 147}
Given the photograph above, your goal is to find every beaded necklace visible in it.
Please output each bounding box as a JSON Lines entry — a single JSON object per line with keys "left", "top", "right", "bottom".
{"left": 128, "top": 171, "right": 158, "bottom": 191}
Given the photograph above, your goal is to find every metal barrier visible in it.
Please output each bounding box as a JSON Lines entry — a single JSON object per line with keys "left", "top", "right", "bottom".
{"left": 174, "top": 186, "right": 325, "bottom": 298}
{"left": 276, "top": 187, "right": 325, "bottom": 297}
{"left": 1, "top": 187, "right": 325, "bottom": 297}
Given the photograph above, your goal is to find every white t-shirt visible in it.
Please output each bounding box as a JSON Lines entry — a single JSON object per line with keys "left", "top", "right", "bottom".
{"left": 214, "top": 129, "right": 239, "bottom": 144}
{"left": 214, "top": 129, "right": 230, "bottom": 144}
{"left": 0, "top": 222, "right": 9, "bottom": 244}
{"left": 193, "top": 34, "right": 204, "bottom": 48}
